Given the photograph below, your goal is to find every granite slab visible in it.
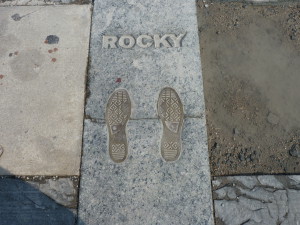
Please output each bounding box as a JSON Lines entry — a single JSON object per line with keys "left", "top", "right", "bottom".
{"left": 0, "top": 6, "right": 91, "bottom": 175}
{"left": 78, "top": 118, "right": 214, "bottom": 225}
{"left": 85, "top": 0, "right": 205, "bottom": 120}
{"left": 79, "top": 0, "right": 214, "bottom": 223}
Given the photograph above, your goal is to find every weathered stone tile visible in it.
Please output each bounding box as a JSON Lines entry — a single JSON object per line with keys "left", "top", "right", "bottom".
{"left": 0, "top": 6, "right": 91, "bottom": 175}
{"left": 213, "top": 175, "right": 300, "bottom": 225}
{"left": 78, "top": 118, "right": 214, "bottom": 225}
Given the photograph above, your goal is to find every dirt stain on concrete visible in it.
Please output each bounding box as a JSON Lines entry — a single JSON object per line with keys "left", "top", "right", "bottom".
{"left": 35, "top": 136, "right": 56, "bottom": 153}
{"left": 0, "top": 35, "right": 19, "bottom": 59}
{"left": 0, "top": 12, "right": 20, "bottom": 59}
{"left": 0, "top": 15, "right": 8, "bottom": 34}
{"left": 198, "top": 2, "right": 300, "bottom": 175}
{"left": 10, "top": 49, "right": 44, "bottom": 81}
{"left": 44, "top": 35, "right": 59, "bottom": 44}
{"left": 11, "top": 13, "right": 21, "bottom": 21}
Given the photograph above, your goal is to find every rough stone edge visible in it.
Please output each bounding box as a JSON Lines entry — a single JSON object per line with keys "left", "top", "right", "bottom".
{"left": 212, "top": 175, "right": 300, "bottom": 225}
{"left": 0, "top": 175, "right": 79, "bottom": 208}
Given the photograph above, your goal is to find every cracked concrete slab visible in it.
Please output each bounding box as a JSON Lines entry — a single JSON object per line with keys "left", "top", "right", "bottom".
{"left": 213, "top": 175, "right": 300, "bottom": 225}
{"left": 0, "top": 5, "right": 91, "bottom": 176}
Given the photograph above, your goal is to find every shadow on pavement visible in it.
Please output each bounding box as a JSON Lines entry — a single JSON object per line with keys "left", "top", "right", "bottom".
{"left": 0, "top": 167, "right": 84, "bottom": 225}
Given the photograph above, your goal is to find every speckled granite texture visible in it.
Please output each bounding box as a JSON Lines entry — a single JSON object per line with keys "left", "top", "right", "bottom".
{"left": 79, "top": 119, "right": 213, "bottom": 225}
{"left": 85, "top": 0, "right": 205, "bottom": 119}
{"left": 78, "top": 0, "right": 214, "bottom": 224}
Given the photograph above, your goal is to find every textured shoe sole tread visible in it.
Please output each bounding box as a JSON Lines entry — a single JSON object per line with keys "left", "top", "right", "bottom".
{"left": 106, "top": 89, "right": 131, "bottom": 163}
{"left": 158, "top": 87, "right": 184, "bottom": 162}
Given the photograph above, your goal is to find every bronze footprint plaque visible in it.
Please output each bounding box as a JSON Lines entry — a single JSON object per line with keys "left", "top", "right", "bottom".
{"left": 158, "top": 87, "right": 184, "bottom": 162}
{"left": 105, "top": 89, "right": 131, "bottom": 163}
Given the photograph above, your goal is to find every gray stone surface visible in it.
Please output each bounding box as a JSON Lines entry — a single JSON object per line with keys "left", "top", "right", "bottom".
{"left": 0, "top": 177, "right": 76, "bottom": 225}
{"left": 78, "top": 118, "right": 213, "bottom": 225}
{"left": 0, "top": 6, "right": 91, "bottom": 175}
{"left": 79, "top": 0, "right": 213, "bottom": 223}
{"left": 213, "top": 175, "right": 300, "bottom": 225}
{"left": 27, "top": 177, "right": 78, "bottom": 208}
{"left": 85, "top": 0, "right": 205, "bottom": 120}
